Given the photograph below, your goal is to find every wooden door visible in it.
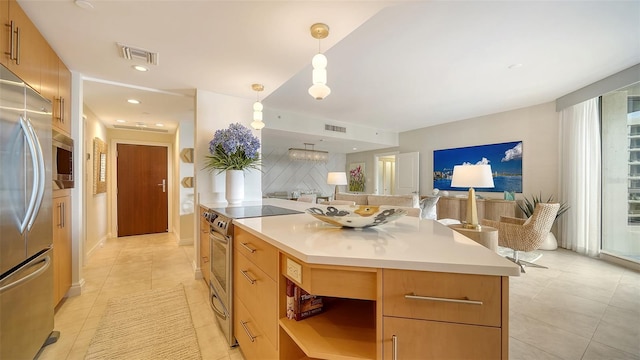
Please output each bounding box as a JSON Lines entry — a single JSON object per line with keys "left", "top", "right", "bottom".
{"left": 117, "top": 144, "right": 168, "bottom": 237}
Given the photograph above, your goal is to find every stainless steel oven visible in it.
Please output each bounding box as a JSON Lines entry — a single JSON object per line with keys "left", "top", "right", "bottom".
{"left": 204, "top": 210, "right": 236, "bottom": 347}
{"left": 203, "top": 205, "right": 303, "bottom": 347}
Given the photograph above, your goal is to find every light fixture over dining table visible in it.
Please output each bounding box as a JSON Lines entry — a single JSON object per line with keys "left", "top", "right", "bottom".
{"left": 288, "top": 143, "right": 328, "bottom": 162}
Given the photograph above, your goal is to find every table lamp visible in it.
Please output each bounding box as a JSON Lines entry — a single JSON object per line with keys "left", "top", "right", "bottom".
{"left": 450, "top": 164, "right": 495, "bottom": 229}
{"left": 327, "top": 172, "right": 348, "bottom": 199}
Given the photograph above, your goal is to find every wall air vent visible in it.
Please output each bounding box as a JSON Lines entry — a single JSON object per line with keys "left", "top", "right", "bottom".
{"left": 113, "top": 124, "right": 168, "bottom": 133}
{"left": 117, "top": 43, "right": 159, "bottom": 65}
{"left": 325, "top": 124, "right": 346, "bottom": 133}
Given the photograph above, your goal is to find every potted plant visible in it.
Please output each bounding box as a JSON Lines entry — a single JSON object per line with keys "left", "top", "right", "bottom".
{"left": 518, "top": 193, "right": 569, "bottom": 250}
{"left": 205, "top": 123, "right": 261, "bottom": 205}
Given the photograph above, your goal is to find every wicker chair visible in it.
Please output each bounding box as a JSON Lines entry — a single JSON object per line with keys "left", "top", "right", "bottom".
{"left": 481, "top": 203, "right": 560, "bottom": 273}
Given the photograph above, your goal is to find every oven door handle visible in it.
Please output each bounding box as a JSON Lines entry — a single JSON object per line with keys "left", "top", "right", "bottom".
{"left": 210, "top": 231, "right": 229, "bottom": 245}
{"left": 210, "top": 290, "right": 228, "bottom": 320}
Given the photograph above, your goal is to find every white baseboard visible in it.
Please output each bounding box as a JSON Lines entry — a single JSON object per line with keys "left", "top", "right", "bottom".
{"left": 178, "top": 236, "right": 193, "bottom": 246}
{"left": 86, "top": 236, "right": 108, "bottom": 259}
{"left": 67, "top": 278, "right": 85, "bottom": 298}
{"left": 193, "top": 260, "right": 203, "bottom": 280}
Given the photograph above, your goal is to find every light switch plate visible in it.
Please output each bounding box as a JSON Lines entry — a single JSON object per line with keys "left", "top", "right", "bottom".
{"left": 286, "top": 258, "right": 302, "bottom": 284}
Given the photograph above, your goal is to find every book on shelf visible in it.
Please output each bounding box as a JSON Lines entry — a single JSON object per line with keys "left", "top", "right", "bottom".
{"left": 286, "top": 278, "right": 324, "bottom": 321}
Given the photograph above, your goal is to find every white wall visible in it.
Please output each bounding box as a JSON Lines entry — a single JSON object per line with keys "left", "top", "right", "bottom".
{"left": 83, "top": 106, "right": 109, "bottom": 256}
{"left": 347, "top": 102, "right": 560, "bottom": 200}
{"left": 195, "top": 90, "right": 261, "bottom": 204}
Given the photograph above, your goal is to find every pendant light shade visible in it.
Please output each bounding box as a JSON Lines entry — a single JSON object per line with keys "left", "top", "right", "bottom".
{"left": 308, "top": 23, "right": 330, "bottom": 100}
{"left": 250, "top": 83, "right": 265, "bottom": 130}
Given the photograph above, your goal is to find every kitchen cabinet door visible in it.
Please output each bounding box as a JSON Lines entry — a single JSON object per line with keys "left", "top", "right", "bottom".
{"left": 55, "top": 59, "right": 71, "bottom": 135}
{"left": 0, "top": 1, "right": 9, "bottom": 67}
{"left": 6, "top": 0, "right": 43, "bottom": 93}
{"left": 53, "top": 193, "right": 71, "bottom": 306}
{"left": 383, "top": 316, "right": 502, "bottom": 359}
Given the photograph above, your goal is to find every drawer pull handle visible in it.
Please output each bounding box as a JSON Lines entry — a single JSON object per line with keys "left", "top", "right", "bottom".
{"left": 240, "top": 270, "right": 256, "bottom": 284}
{"left": 404, "top": 293, "right": 483, "bottom": 305}
{"left": 240, "top": 320, "right": 256, "bottom": 342}
{"left": 392, "top": 335, "right": 398, "bottom": 360}
{"left": 240, "top": 242, "right": 257, "bottom": 253}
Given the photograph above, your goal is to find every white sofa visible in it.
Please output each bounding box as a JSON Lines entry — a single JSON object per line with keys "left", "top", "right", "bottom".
{"left": 334, "top": 193, "right": 439, "bottom": 219}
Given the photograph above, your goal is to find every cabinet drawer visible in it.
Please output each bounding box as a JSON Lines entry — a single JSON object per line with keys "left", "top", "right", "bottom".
{"left": 383, "top": 269, "right": 502, "bottom": 327}
{"left": 234, "top": 298, "right": 278, "bottom": 360}
{"left": 235, "top": 227, "right": 278, "bottom": 280}
{"left": 383, "top": 316, "right": 502, "bottom": 359}
{"left": 234, "top": 249, "right": 277, "bottom": 348}
{"left": 281, "top": 253, "right": 377, "bottom": 300}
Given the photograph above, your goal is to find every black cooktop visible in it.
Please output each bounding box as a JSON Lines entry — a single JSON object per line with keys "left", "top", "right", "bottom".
{"left": 209, "top": 205, "right": 303, "bottom": 219}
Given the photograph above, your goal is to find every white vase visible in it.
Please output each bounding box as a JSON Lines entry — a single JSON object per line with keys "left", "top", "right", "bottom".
{"left": 225, "top": 170, "right": 244, "bottom": 205}
{"left": 539, "top": 232, "right": 558, "bottom": 250}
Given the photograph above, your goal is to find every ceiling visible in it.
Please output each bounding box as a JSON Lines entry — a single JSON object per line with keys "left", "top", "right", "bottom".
{"left": 19, "top": 1, "right": 640, "bottom": 152}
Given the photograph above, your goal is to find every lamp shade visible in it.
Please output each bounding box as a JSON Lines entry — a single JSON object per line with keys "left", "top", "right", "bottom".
{"left": 450, "top": 164, "right": 495, "bottom": 188}
{"left": 327, "top": 172, "right": 348, "bottom": 186}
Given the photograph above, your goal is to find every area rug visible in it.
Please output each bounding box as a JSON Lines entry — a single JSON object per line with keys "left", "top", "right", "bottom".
{"left": 85, "top": 285, "right": 201, "bottom": 360}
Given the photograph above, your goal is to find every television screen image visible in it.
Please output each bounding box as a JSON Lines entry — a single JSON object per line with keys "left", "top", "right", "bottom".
{"left": 433, "top": 141, "right": 523, "bottom": 193}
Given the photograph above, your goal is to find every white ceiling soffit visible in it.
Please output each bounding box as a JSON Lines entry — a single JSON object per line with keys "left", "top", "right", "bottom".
{"left": 17, "top": 1, "right": 640, "bottom": 144}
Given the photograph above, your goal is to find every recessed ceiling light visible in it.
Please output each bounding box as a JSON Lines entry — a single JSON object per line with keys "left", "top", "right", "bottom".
{"left": 74, "top": 0, "right": 94, "bottom": 9}
{"left": 353, "top": 147, "right": 358, "bottom": 151}
{"left": 116, "top": 119, "right": 126, "bottom": 123}
{"left": 127, "top": 99, "right": 141, "bottom": 104}
{"left": 155, "top": 123, "right": 164, "bottom": 127}
{"left": 508, "top": 63, "right": 523, "bottom": 69}
{"left": 132, "top": 65, "right": 149, "bottom": 72}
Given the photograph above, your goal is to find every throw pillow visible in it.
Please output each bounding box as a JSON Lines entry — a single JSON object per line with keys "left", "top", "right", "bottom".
{"left": 419, "top": 196, "right": 439, "bottom": 220}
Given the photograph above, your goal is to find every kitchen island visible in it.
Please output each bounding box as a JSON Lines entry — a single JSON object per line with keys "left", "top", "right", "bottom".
{"left": 204, "top": 199, "right": 519, "bottom": 360}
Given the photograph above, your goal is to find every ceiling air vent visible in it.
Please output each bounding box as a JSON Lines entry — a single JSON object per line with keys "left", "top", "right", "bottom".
{"left": 113, "top": 124, "right": 168, "bottom": 133}
{"left": 325, "top": 124, "right": 346, "bottom": 133}
{"left": 117, "top": 43, "right": 159, "bottom": 65}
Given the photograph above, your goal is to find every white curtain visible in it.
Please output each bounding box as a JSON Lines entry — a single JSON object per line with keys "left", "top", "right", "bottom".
{"left": 558, "top": 98, "right": 600, "bottom": 256}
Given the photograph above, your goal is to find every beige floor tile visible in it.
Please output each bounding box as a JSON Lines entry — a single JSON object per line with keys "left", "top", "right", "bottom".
{"left": 609, "top": 282, "right": 640, "bottom": 313}
{"left": 592, "top": 306, "right": 640, "bottom": 355}
{"left": 510, "top": 312, "right": 591, "bottom": 360}
{"left": 532, "top": 286, "right": 609, "bottom": 319}
{"left": 509, "top": 337, "right": 563, "bottom": 360}
{"left": 582, "top": 341, "right": 640, "bottom": 360}
{"left": 517, "top": 300, "right": 601, "bottom": 339}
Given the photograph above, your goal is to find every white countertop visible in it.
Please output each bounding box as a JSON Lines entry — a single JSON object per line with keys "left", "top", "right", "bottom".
{"left": 202, "top": 198, "right": 520, "bottom": 277}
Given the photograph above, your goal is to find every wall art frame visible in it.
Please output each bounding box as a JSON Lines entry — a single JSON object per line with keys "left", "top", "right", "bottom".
{"left": 433, "top": 141, "right": 523, "bottom": 193}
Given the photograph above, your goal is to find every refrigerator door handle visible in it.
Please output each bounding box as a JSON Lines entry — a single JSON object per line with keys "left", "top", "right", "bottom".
{"left": 25, "top": 117, "right": 46, "bottom": 231}
{"left": 18, "top": 116, "right": 39, "bottom": 234}
{"left": 0, "top": 255, "right": 51, "bottom": 294}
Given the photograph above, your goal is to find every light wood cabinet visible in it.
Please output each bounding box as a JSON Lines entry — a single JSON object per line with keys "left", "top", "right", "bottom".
{"left": 436, "top": 196, "right": 522, "bottom": 222}
{"left": 233, "top": 227, "right": 279, "bottom": 358}
{"left": 3, "top": 0, "right": 44, "bottom": 93}
{"left": 52, "top": 190, "right": 71, "bottom": 306}
{"left": 199, "top": 207, "right": 210, "bottom": 285}
{"left": 54, "top": 59, "right": 71, "bottom": 135}
{"left": 382, "top": 269, "right": 509, "bottom": 360}
{"left": 383, "top": 316, "right": 502, "bottom": 359}
{"left": 234, "top": 229, "right": 510, "bottom": 360}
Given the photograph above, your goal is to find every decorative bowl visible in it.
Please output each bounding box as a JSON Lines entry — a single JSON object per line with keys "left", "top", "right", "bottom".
{"left": 306, "top": 205, "right": 407, "bottom": 228}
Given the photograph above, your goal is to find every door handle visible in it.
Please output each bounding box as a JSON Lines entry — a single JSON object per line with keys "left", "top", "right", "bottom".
{"left": 157, "top": 179, "right": 166, "bottom": 192}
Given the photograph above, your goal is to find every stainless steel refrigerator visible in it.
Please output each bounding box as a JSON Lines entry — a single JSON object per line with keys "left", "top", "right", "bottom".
{"left": 0, "top": 64, "right": 56, "bottom": 359}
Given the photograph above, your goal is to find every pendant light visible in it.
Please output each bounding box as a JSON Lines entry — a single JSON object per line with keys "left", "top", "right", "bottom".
{"left": 308, "top": 23, "right": 331, "bottom": 100}
{"left": 250, "top": 83, "right": 265, "bottom": 130}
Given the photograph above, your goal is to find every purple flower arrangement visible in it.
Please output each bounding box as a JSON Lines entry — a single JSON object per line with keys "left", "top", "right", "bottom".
{"left": 205, "top": 123, "right": 261, "bottom": 173}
